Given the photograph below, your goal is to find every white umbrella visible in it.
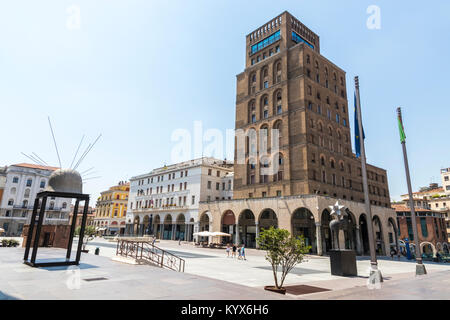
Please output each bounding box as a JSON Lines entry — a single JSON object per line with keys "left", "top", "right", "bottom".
{"left": 193, "top": 231, "right": 213, "bottom": 237}
{"left": 211, "top": 232, "right": 231, "bottom": 237}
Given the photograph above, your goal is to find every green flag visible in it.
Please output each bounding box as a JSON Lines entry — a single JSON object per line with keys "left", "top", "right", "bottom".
{"left": 398, "top": 117, "right": 406, "bottom": 143}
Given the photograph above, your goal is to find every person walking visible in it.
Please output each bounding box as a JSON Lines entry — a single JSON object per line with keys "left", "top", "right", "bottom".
{"left": 390, "top": 248, "right": 396, "bottom": 260}
{"left": 232, "top": 244, "right": 237, "bottom": 258}
{"left": 226, "top": 243, "right": 231, "bottom": 257}
{"left": 241, "top": 244, "right": 246, "bottom": 261}
{"left": 237, "top": 245, "right": 242, "bottom": 260}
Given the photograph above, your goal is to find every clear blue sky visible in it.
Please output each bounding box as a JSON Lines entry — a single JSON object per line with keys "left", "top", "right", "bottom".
{"left": 1, "top": 0, "right": 449, "bottom": 202}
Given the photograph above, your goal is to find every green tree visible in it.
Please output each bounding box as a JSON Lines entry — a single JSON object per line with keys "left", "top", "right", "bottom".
{"left": 74, "top": 225, "right": 96, "bottom": 250}
{"left": 256, "top": 227, "right": 311, "bottom": 289}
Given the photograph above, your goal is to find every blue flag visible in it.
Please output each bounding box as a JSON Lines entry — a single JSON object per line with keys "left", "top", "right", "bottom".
{"left": 354, "top": 93, "right": 365, "bottom": 158}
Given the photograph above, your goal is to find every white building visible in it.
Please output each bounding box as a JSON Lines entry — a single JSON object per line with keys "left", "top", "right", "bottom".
{"left": 0, "top": 163, "right": 72, "bottom": 236}
{"left": 126, "top": 157, "right": 233, "bottom": 241}
{"left": 442, "top": 168, "right": 450, "bottom": 196}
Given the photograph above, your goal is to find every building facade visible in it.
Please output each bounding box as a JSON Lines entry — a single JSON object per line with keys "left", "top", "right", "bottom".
{"left": 126, "top": 157, "right": 233, "bottom": 240}
{"left": 233, "top": 11, "right": 390, "bottom": 208}
{"left": 394, "top": 204, "right": 449, "bottom": 257}
{"left": 93, "top": 181, "right": 129, "bottom": 235}
{"left": 0, "top": 163, "right": 71, "bottom": 236}
{"left": 198, "top": 11, "right": 397, "bottom": 256}
{"left": 0, "top": 166, "right": 6, "bottom": 209}
{"left": 442, "top": 168, "right": 450, "bottom": 195}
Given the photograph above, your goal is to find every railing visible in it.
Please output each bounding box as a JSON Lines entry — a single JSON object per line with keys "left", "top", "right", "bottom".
{"left": 115, "top": 239, "right": 185, "bottom": 272}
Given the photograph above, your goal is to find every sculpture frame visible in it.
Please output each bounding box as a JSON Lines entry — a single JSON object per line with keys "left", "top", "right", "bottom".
{"left": 23, "top": 191, "right": 90, "bottom": 268}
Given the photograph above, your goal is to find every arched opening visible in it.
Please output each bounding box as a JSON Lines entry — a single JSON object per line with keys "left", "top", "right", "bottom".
{"left": 188, "top": 218, "right": 195, "bottom": 242}
{"left": 133, "top": 216, "right": 140, "bottom": 236}
{"left": 258, "top": 208, "right": 278, "bottom": 232}
{"left": 343, "top": 210, "right": 357, "bottom": 251}
{"left": 197, "top": 212, "right": 211, "bottom": 243}
{"left": 221, "top": 210, "right": 236, "bottom": 245}
{"left": 163, "top": 214, "right": 173, "bottom": 240}
{"left": 153, "top": 215, "right": 161, "bottom": 238}
{"left": 175, "top": 214, "right": 186, "bottom": 240}
{"left": 321, "top": 209, "right": 332, "bottom": 254}
{"left": 238, "top": 210, "right": 256, "bottom": 248}
{"left": 292, "top": 208, "right": 316, "bottom": 254}
{"left": 359, "top": 214, "right": 370, "bottom": 255}
{"left": 373, "top": 215, "right": 385, "bottom": 255}
{"left": 388, "top": 217, "right": 399, "bottom": 255}
{"left": 443, "top": 243, "right": 449, "bottom": 254}
{"left": 421, "top": 242, "right": 435, "bottom": 260}
{"left": 143, "top": 215, "right": 150, "bottom": 235}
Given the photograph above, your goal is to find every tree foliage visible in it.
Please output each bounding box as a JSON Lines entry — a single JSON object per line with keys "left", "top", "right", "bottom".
{"left": 256, "top": 227, "right": 311, "bottom": 289}
{"left": 74, "top": 225, "right": 96, "bottom": 249}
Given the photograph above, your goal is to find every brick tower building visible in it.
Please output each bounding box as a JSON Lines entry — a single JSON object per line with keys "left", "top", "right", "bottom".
{"left": 233, "top": 11, "right": 390, "bottom": 208}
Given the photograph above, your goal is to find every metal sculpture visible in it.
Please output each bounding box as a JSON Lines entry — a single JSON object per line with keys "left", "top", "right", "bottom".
{"left": 329, "top": 201, "right": 349, "bottom": 250}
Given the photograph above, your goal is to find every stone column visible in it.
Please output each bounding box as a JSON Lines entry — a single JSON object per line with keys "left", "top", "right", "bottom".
{"left": 172, "top": 224, "right": 176, "bottom": 240}
{"left": 160, "top": 223, "right": 164, "bottom": 239}
{"left": 235, "top": 223, "right": 240, "bottom": 245}
{"left": 316, "top": 222, "right": 323, "bottom": 256}
{"left": 255, "top": 222, "right": 260, "bottom": 249}
{"left": 355, "top": 226, "right": 362, "bottom": 255}
{"left": 184, "top": 224, "right": 188, "bottom": 241}
{"left": 195, "top": 222, "right": 200, "bottom": 243}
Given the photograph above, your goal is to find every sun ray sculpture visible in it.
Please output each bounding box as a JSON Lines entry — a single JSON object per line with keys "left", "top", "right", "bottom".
{"left": 23, "top": 117, "right": 101, "bottom": 267}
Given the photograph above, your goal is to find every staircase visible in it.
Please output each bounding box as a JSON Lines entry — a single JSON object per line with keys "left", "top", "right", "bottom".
{"left": 115, "top": 239, "right": 185, "bottom": 272}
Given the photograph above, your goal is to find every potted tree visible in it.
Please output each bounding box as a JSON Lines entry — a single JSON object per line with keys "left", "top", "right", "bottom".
{"left": 257, "top": 227, "right": 311, "bottom": 294}
{"left": 75, "top": 225, "right": 96, "bottom": 253}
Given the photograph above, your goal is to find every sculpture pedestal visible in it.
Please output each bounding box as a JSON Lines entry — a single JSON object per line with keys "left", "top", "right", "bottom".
{"left": 329, "top": 250, "right": 357, "bottom": 277}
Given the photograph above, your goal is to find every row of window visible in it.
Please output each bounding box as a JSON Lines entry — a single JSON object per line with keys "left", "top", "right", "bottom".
{"left": 251, "top": 30, "right": 281, "bottom": 55}
{"left": 133, "top": 195, "right": 195, "bottom": 209}
{"left": 137, "top": 170, "right": 189, "bottom": 186}
{"left": 307, "top": 101, "right": 347, "bottom": 127}
{"left": 10, "top": 177, "right": 46, "bottom": 188}
{"left": 292, "top": 31, "right": 314, "bottom": 49}
{"left": 248, "top": 91, "right": 283, "bottom": 123}
{"left": 207, "top": 180, "right": 232, "bottom": 191}
{"left": 137, "top": 182, "right": 189, "bottom": 196}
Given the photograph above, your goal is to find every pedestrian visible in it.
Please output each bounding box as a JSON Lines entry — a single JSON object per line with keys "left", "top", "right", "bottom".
{"left": 241, "top": 244, "right": 246, "bottom": 261}
{"left": 232, "top": 244, "right": 237, "bottom": 258}
{"left": 390, "top": 248, "right": 396, "bottom": 260}
{"left": 178, "top": 238, "right": 182, "bottom": 246}
{"left": 237, "top": 245, "right": 242, "bottom": 260}
{"left": 152, "top": 237, "right": 156, "bottom": 246}
{"left": 226, "top": 243, "right": 231, "bottom": 257}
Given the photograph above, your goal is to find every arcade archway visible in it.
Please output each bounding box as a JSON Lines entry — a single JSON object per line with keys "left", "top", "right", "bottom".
{"left": 359, "top": 214, "right": 370, "bottom": 255}
{"left": 373, "top": 215, "right": 385, "bottom": 255}
{"left": 238, "top": 210, "right": 256, "bottom": 248}
{"left": 321, "top": 209, "right": 332, "bottom": 254}
{"left": 163, "top": 214, "right": 173, "bottom": 240}
{"left": 292, "top": 208, "right": 316, "bottom": 254}
{"left": 221, "top": 210, "right": 236, "bottom": 245}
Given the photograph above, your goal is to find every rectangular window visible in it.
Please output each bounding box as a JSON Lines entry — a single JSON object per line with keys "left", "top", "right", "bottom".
{"left": 251, "top": 30, "right": 281, "bottom": 55}
{"left": 291, "top": 31, "right": 314, "bottom": 49}
{"left": 207, "top": 181, "right": 211, "bottom": 189}
{"left": 192, "top": 196, "right": 195, "bottom": 205}
{"left": 264, "top": 81, "right": 268, "bottom": 89}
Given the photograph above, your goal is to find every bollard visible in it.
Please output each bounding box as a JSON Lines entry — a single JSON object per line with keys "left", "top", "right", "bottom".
{"left": 95, "top": 247, "right": 100, "bottom": 255}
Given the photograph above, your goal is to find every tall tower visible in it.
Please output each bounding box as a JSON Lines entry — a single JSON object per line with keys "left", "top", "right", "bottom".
{"left": 233, "top": 11, "right": 391, "bottom": 208}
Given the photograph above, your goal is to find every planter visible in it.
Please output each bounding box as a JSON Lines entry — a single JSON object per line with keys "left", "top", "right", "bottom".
{"left": 264, "top": 286, "right": 286, "bottom": 295}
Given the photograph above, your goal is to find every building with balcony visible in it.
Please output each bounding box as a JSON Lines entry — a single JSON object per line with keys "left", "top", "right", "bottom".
{"left": 93, "top": 181, "right": 129, "bottom": 235}
{"left": 126, "top": 157, "right": 233, "bottom": 241}
{"left": 0, "top": 163, "right": 71, "bottom": 236}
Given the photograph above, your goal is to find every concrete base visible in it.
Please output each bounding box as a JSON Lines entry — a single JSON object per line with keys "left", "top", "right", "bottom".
{"left": 329, "top": 250, "right": 357, "bottom": 277}
{"left": 369, "top": 267, "right": 383, "bottom": 284}
{"left": 416, "top": 264, "right": 427, "bottom": 276}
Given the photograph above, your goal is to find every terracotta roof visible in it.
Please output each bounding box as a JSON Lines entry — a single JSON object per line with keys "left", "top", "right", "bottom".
{"left": 391, "top": 204, "right": 432, "bottom": 212}
{"left": 12, "top": 163, "right": 60, "bottom": 171}
{"left": 401, "top": 187, "right": 444, "bottom": 197}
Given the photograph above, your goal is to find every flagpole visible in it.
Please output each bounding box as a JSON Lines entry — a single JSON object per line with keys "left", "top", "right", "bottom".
{"left": 354, "top": 76, "right": 383, "bottom": 283}
{"left": 397, "top": 107, "right": 427, "bottom": 275}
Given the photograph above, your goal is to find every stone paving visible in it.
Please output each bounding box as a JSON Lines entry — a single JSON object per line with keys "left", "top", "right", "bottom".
{"left": 1, "top": 237, "right": 449, "bottom": 300}
{"left": 0, "top": 247, "right": 287, "bottom": 300}
{"left": 84, "top": 238, "right": 450, "bottom": 292}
